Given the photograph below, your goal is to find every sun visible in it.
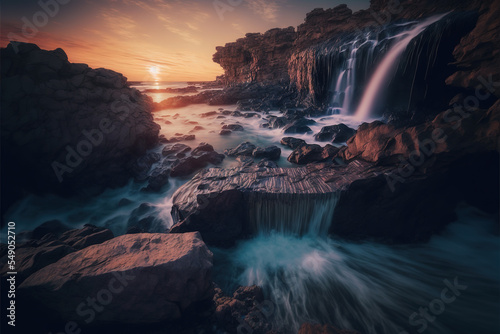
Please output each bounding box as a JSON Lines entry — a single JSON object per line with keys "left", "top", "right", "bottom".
{"left": 148, "top": 65, "right": 160, "bottom": 81}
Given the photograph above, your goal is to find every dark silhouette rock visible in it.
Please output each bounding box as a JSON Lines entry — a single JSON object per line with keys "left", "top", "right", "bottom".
{"left": 252, "top": 146, "right": 281, "bottom": 161}
{"left": 0, "top": 42, "right": 160, "bottom": 212}
{"left": 281, "top": 137, "right": 307, "bottom": 149}
{"left": 315, "top": 124, "right": 356, "bottom": 142}
{"left": 225, "top": 142, "right": 257, "bottom": 157}
{"left": 222, "top": 124, "right": 244, "bottom": 131}
{"left": 162, "top": 143, "right": 192, "bottom": 157}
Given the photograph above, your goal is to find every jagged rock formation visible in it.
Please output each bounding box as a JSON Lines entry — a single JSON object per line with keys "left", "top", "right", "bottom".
{"left": 1, "top": 42, "right": 160, "bottom": 212}
{"left": 171, "top": 105, "right": 499, "bottom": 245}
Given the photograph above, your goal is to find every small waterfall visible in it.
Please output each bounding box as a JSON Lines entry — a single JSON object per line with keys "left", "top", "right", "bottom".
{"left": 328, "top": 37, "right": 378, "bottom": 115}
{"left": 354, "top": 13, "right": 448, "bottom": 120}
{"left": 247, "top": 192, "right": 338, "bottom": 236}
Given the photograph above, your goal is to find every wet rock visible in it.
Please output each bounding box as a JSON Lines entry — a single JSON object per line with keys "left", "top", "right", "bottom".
{"left": 281, "top": 137, "right": 307, "bottom": 149}
{"left": 252, "top": 146, "right": 281, "bottom": 161}
{"left": 167, "top": 134, "right": 196, "bottom": 142}
{"left": 222, "top": 124, "right": 244, "bottom": 131}
{"left": 213, "top": 285, "right": 272, "bottom": 334}
{"left": 19, "top": 233, "right": 213, "bottom": 325}
{"left": 283, "top": 118, "right": 315, "bottom": 134}
{"left": 256, "top": 159, "right": 278, "bottom": 168}
{"left": 268, "top": 116, "right": 288, "bottom": 129}
{"left": 162, "top": 143, "right": 192, "bottom": 157}
{"left": 192, "top": 142, "right": 214, "bottom": 156}
{"left": 237, "top": 156, "right": 255, "bottom": 167}
{"left": 170, "top": 151, "right": 225, "bottom": 177}
{"left": 190, "top": 125, "right": 205, "bottom": 132}
{"left": 225, "top": 142, "right": 257, "bottom": 157}
{"left": 219, "top": 129, "right": 232, "bottom": 136}
{"left": 288, "top": 144, "right": 339, "bottom": 164}
{"left": 201, "top": 111, "right": 218, "bottom": 117}
{"left": 143, "top": 166, "right": 170, "bottom": 192}
{"left": 315, "top": 124, "right": 356, "bottom": 143}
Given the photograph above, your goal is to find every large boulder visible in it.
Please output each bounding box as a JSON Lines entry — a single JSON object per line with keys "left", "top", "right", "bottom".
{"left": 18, "top": 232, "right": 213, "bottom": 325}
{"left": 0, "top": 42, "right": 160, "bottom": 212}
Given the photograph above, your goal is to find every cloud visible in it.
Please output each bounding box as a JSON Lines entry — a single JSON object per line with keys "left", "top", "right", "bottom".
{"left": 246, "top": 0, "right": 285, "bottom": 22}
{"left": 101, "top": 8, "right": 137, "bottom": 38}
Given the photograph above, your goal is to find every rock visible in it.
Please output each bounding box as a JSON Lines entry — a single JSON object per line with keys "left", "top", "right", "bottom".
{"left": 192, "top": 142, "right": 214, "bottom": 156}
{"left": 1, "top": 42, "right": 160, "bottom": 213}
{"left": 171, "top": 189, "right": 245, "bottom": 245}
{"left": 190, "top": 125, "right": 205, "bottom": 132}
{"left": 143, "top": 166, "right": 170, "bottom": 192}
{"left": 268, "top": 116, "right": 288, "bottom": 129}
{"left": 167, "top": 134, "right": 196, "bottom": 142}
{"left": 219, "top": 129, "right": 232, "bottom": 136}
{"left": 298, "top": 323, "right": 360, "bottom": 334}
{"left": 0, "top": 224, "right": 113, "bottom": 283}
{"left": 288, "top": 144, "right": 337, "bottom": 164}
{"left": 236, "top": 156, "right": 254, "bottom": 167}
{"left": 59, "top": 224, "right": 114, "bottom": 250}
{"left": 225, "top": 142, "right": 257, "bottom": 157}
{"left": 257, "top": 159, "right": 278, "bottom": 168}
{"left": 32, "top": 220, "right": 71, "bottom": 240}
{"left": 162, "top": 143, "right": 192, "bottom": 156}
{"left": 171, "top": 151, "right": 225, "bottom": 177}
{"left": 281, "top": 137, "right": 307, "bottom": 149}
{"left": 213, "top": 285, "right": 272, "bottom": 334}
{"left": 222, "top": 124, "right": 244, "bottom": 131}
{"left": 315, "top": 124, "right": 356, "bottom": 143}
{"left": 252, "top": 146, "right": 281, "bottom": 161}
{"left": 200, "top": 111, "right": 218, "bottom": 117}
{"left": 171, "top": 106, "right": 499, "bottom": 245}
{"left": 19, "top": 233, "right": 213, "bottom": 325}
{"left": 283, "top": 118, "right": 315, "bottom": 134}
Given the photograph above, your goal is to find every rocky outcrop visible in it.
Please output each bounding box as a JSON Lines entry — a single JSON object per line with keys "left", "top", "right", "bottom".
{"left": 213, "top": 27, "right": 296, "bottom": 84}
{"left": 171, "top": 105, "right": 499, "bottom": 245}
{"left": 212, "top": 0, "right": 497, "bottom": 115}
{"left": 18, "top": 232, "right": 213, "bottom": 325}
{"left": 0, "top": 42, "right": 160, "bottom": 212}
{"left": 446, "top": 0, "right": 500, "bottom": 95}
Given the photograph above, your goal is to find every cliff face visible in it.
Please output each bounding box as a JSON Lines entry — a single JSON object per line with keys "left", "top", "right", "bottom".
{"left": 213, "top": 27, "right": 296, "bottom": 84}
{"left": 212, "top": 0, "right": 499, "bottom": 108}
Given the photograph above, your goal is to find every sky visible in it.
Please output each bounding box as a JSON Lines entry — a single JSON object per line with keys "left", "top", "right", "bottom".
{"left": 1, "top": 0, "right": 369, "bottom": 81}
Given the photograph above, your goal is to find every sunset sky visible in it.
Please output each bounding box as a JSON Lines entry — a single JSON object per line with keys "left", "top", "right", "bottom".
{"left": 1, "top": 0, "right": 369, "bottom": 81}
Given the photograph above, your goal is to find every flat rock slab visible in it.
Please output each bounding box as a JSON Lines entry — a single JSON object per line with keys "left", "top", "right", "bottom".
{"left": 19, "top": 232, "right": 213, "bottom": 325}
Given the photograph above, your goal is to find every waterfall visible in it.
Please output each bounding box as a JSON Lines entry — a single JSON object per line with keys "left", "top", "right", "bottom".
{"left": 247, "top": 193, "right": 338, "bottom": 236}
{"left": 354, "top": 13, "right": 448, "bottom": 120}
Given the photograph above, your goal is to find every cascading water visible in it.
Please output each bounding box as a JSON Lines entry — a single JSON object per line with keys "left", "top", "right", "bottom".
{"left": 248, "top": 193, "right": 338, "bottom": 236}
{"left": 310, "top": 12, "right": 457, "bottom": 119}
{"left": 213, "top": 206, "right": 500, "bottom": 333}
{"left": 354, "top": 13, "right": 448, "bottom": 120}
